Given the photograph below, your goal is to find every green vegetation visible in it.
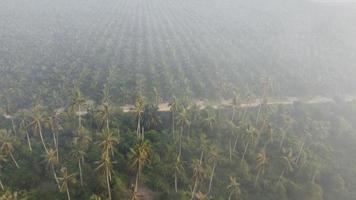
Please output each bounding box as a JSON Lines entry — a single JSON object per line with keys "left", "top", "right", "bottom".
{"left": 1, "top": 0, "right": 356, "bottom": 199}
{"left": 0, "top": 87, "right": 356, "bottom": 200}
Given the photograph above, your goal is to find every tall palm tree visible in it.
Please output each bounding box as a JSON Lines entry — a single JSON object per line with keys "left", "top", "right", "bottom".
{"left": 254, "top": 151, "right": 268, "bottom": 187}
{"left": 57, "top": 167, "right": 76, "bottom": 200}
{"left": 173, "top": 153, "right": 184, "bottom": 193}
{"left": 190, "top": 158, "right": 205, "bottom": 200}
{"left": 70, "top": 87, "right": 87, "bottom": 129}
{"left": 277, "top": 148, "right": 295, "bottom": 185}
{"left": 98, "top": 129, "right": 119, "bottom": 159}
{"left": 241, "top": 125, "right": 257, "bottom": 163}
{"left": 27, "top": 105, "right": 49, "bottom": 154}
{"left": 279, "top": 114, "right": 293, "bottom": 151}
{"left": 96, "top": 102, "right": 111, "bottom": 131}
{"left": 96, "top": 155, "right": 115, "bottom": 200}
{"left": 256, "top": 77, "right": 272, "bottom": 125}
{"left": 134, "top": 95, "right": 145, "bottom": 138}
{"left": 43, "top": 148, "right": 59, "bottom": 189}
{"left": 48, "top": 114, "right": 62, "bottom": 160}
{"left": 201, "top": 108, "right": 216, "bottom": 132}
{"left": 169, "top": 96, "right": 179, "bottom": 139}
{"left": 227, "top": 176, "right": 241, "bottom": 200}
{"left": 18, "top": 114, "right": 32, "bottom": 152}
{"left": 129, "top": 140, "right": 150, "bottom": 195}
{"left": 0, "top": 130, "right": 19, "bottom": 168}
{"left": 226, "top": 120, "right": 238, "bottom": 161}
{"left": 231, "top": 91, "right": 241, "bottom": 122}
{"left": 72, "top": 127, "right": 92, "bottom": 187}
{"left": 176, "top": 108, "right": 190, "bottom": 155}
{"left": 142, "top": 104, "right": 161, "bottom": 132}
{"left": 207, "top": 144, "right": 220, "bottom": 195}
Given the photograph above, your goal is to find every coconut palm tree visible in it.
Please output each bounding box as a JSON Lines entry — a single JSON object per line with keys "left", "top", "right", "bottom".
{"left": 18, "top": 114, "right": 32, "bottom": 152}
{"left": 70, "top": 87, "right": 87, "bottom": 129}
{"left": 169, "top": 96, "right": 179, "bottom": 138}
{"left": 279, "top": 114, "right": 293, "bottom": 151}
{"left": 227, "top": 176, "right": 241, "bottom": 200}
{"left": 226, "top": 120, "right": 238, "bottom": 161}
{"left": 96, "top": 102, "right": 111, "bottom": 131}
{"left": 142, "top": 104, "right": 161, "bottom": 131}
{"left": 176, "top": 107, "right": 190, "bottom": 155}
{"left": 98, "top": 129, "right": 119, "bottom": 159}
{"left": 48, "top": 113, "right": 62, "bottom": 160}
{"left": 277, "top": 148, "right": 295, "bottom": 185}
{"left": 57, "top": 167, "right": 76, "bottom": 200}
{"left": 134, "top": 94, "right": 145, "bottom": 138}
{"left": 255, "top": 151, "right": 268, "bottom": 187}
{"left": 190, "top": 158, "right": 205, "bottom": 200}
{"left": 201, "top": 108, "right": 216, "bottom": 132}
{"left": 173, "top": 153, "right": 184, "bottom": 193}
{"left": 43, "top": 148, "right": 59, "bottom": 189}
{"left": 0, "top": 130, "right": 19, "bottom": 168}
{"left": 96, "top": 155, "right": 115, "bottom": 200}
{"left": 256, "top": 77, "right": 272, "bottom": 125}
{"left": 231, "top": 91, "right": 241, "bottom": 122}
{"left": 27, "top": 105, "right": 49, "bottom": 154}
{"left": 129, "top": 140, "right": 150, "bottom": 195}
{"left": 241, "top": 125, "right": 257, "bottom": 163}
{"left": 71, "top": 128, "right": 92, "bottom": 187}
{"left": 207, "top": 144, "right": 220, "bottom": 195}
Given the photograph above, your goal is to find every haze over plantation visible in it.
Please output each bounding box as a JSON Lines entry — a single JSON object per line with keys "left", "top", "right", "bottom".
{"left": 0, "top": 0, "right": 356, "bottom": 199}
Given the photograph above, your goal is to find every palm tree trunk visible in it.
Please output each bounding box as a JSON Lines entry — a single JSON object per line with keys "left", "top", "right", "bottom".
{"left": 277, "top": 168, "right": 285, "bottom": 185}
{"left": 241, "top": 142, "right": 249, "bottom": 162}
{"left": 11, "top": 119, "right": 16, "bottom": 134}
{"left": 25, "top": 130, "right": 32, "bottom": 151}
{"left": 66, "top": 187, "right": 71, "bottom": 200}
{"left": 106, "top": 165, "right": 112, "bottom": 200}
{"left": 296, "top": 141, "right": 305, "bottom": 165}
{"left": 254, "top": 169, "right": 261, "bottom": 187}
{"left": 190, "top": 179, "right": 198, "bottom": 200}
{"left": 208, "top": 162, "right": 216, "bottom": 194}
{"left": 229, "top": 140, "right": 232, "bottom": 161}
{"left": 51, "top": 165, "right": 60, "bottom": 190}
{"left": 137, "top": 115, "right": 141, "bottom": 138}
{"left": 10, "top": 151, "right": 19, "bottom": 168}
{"left": 52, "top": 132, "right": 57, "bottom": 151}
{"left": 233, "top": 135, "right": 239, "bottom": 152}
{"left": 232, "top": 106, "right": 235, "bottom": 122}
{"left": 39, "top": 124, "right": 49, "bottom": 154}
{"left": 79, "top": 159, "right": 83, "bottom": 187}
{"left": 256, "top": 102, "right": 262, "bottom": 125}
{"left": 279, "top": 132, "right": 286, "bottom": 151}
{"left": 179, "top": 126, "right": 183, "bottom": 156}
{"left": 142, "top": 127, "right": 145, "bottom": 140}
{"left": 228, "top": 192, "right": 233, "bottom": 200}
{"left": 56, "top": 131, "right": 59, "bottom": 161}
{"left": 199, "top": 151, "right": 204, "bottom": 164}
{"left": 0, "top": 178, "right": 4, "bottom": 190}
{"left": 172, "top": 112, "right": 175, "bottom": 139}
{"left": 78, "top": 105, "right": 82, "bottom": 128}
{"left": 174, "top": 170, "right": 178, "bottom": 192}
